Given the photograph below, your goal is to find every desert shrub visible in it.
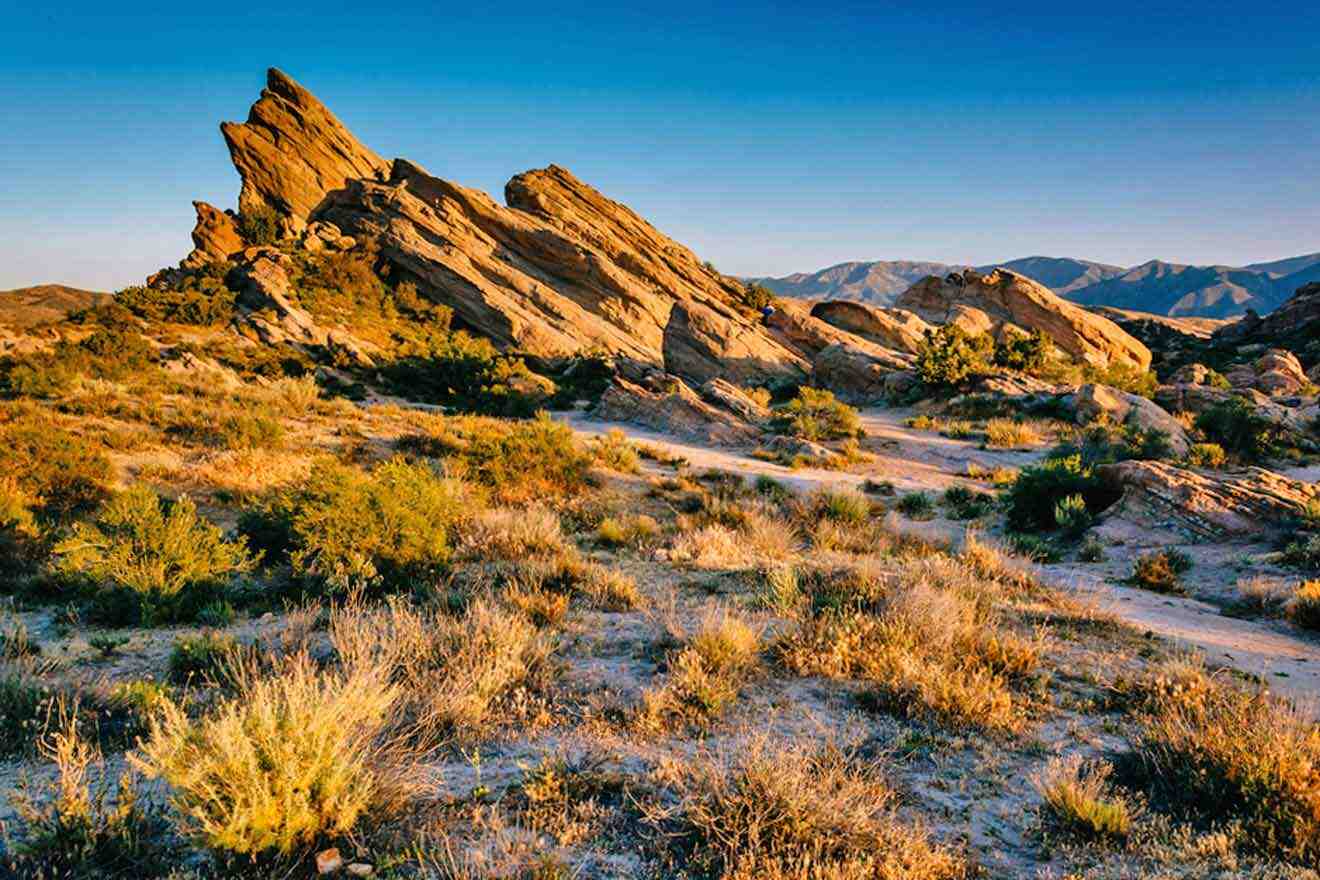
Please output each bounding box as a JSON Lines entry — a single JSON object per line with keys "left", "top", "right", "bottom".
{"left": 237, "top": 205, "right": 280, "bottom": 245}
{"left": 5, "top": 705, "right": 170, "bottom": 878}
{"left": 168, "top": 401, "right": 285, "bottom": 451}
{"left": 1282, "top": 535, "right": 1320, "bottom": 571}
{"left": 1, "top": 479, "right": 43, "bottom": 582}
{"left": 133, "top": 654, "right": 406, "bottom": 856}
{"left": 644, "top": 737, "right": 964, "bottom": 880}
{"left": 896, "top": 491, "right": 935, "bottom": 520}
{"left": 1004, "top": 454, "right": 1118, "bottom": 533}
{"left": 1085, "top": 362, "right": 1159, "bottom": 398}
{"left": 1129, "top": 657, "right": 1320, "bottom": 863}
{"left": 942, "top": 485, "right": 994, "bottom": 520}
{"left": 589, "top": 428, "right": 641, "bottom": 473}
{"left": 984, "top": 418, "right": 1043, "bottom": 449}
{"left": 595, "top": 514, "right": 661, "bottom": 548}
{"left": 738, "top": 281, "right": 777, "bottom": 312}
{"left": 1008, "top": 533, "right": 1060, "bottom": 563}
{"left": 380, "top": 330, "right": 554, "bottom": 417}
{"left": 812, "top": 487, "right": 870, "bottom": 525}
{"left": 993, "top": 328, "right": 1051, "bottom": 373}
{"left": 0, "top": 666, "right": 52, "bottom": 756}
{"left": 916, "top": 325, "right": 994, "bottom": 389}
{"left": 329, "top": 598, "right": 554, "bottom": 742}
{"left": 465, "top": 507, "right": 569, "bottom": 561}
{"left": 639, "top": 607, "right": 761, "bottom": 731}
{"left": 1033, "top": 755, "right": 1131, "bottom": 842}
{"left": 771, "top": 387, "right": 861, "bottom": 441}
{"left": 755, "top": 474, "right": 793, "bottom": 504}
{"left": 116, "top": 270, "right": 236, "bottom": 326}
{"left": 1287, "top": 580, "right": 1320, "bottom": 630}
{"left": 407, "top": 413, "right": 593, "bottom": 503}
{"left": 261, "top": 458, "right": 473, "bottom": 593}
{"left": 1186, "top": 442, "right": 1227, "bottom": 469}
{"left": 53, "top": 485, "right": 255, "bottom": 625}
{"left": 1129, "top": 549, "right": 1192, "bottom": 594}
{"left": 0, "top": 417, "right": 113, "bottom": 520}
{"left": 1196, "top": 397, "right": 1287, "bottom": 462}
{"left": 1077, "top": 536, "right": 1106, "bottom": 562}
{"left": 1053, "top": 493, "right": 1092, "bottom": 537}
{"left": 169, "top": 632, "right": 242, "bottom": 685}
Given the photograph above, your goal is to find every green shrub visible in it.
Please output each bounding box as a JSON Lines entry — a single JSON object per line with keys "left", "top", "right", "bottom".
{"left": 0, "top": 418, "right": 113, "bottom": 521}
{"left": 1187, "top": 442, "right": 1228, "bottom": 468}
{"left": 53, "top": 486, "right": 254, "bottom": 625}
{"left": 1004, "top": 455, "right": 1119, "bottom": 533}
{"left": 812, "top": 488, "right": 870, "bottom": 525}
{"left": 942, "top": 485, "right": 994, "bottom": 520}
{"left": 771, "top": 387, "right": 861, "bottom": 441}
{"left": 896, "top": 491, "right": 935, "bottom": 520}
{"left": 1196, "top": 398, "right": 1287, "bottom": 462}
{"left": 993, "top": 328, "right": 1051, "bottom": 373}
{"left": 589, "top": 428, "right": 641, "bottom": 473}
{"left": 1084, "top": 362, "right": 1158, "bottom": 398}
{"left": 1034, "top": 755, "right": 1131, "bottom": 842}
{"left": 380, "top": 329, "right": 553, "bottom": 417}
{"left": 1078, "top": 536, "right": 1106, "bottom": 562}
{"left": 1130, "top": 549, "right": 1191, "bottom": 594}
{"left": 169, "top": 632, "right": 242, "bottom": 685}
{"left": 237, "top": 205, "right": 280, "bottom": 245}
{"left": 0, "top": 668, "right": 53, "bottom": 757}
{"left": 261, "top": 458, "right": 473, "bottom": 593}
{"left": 116, "top": 265, "right": 237, "bottom": 326}
{"left": 1287, "top": 581, "right": 1320, "bottom": 630}
{"left": 1008, "top": 533, "right": 1061, "bottom": 563}
{"left": 916, "top": 325, "right": 993, "bottom": 389}
{"left": 1053, "top": 493, "right": 1092, "bottom": 537}
{"left": 738, "top": 282, "right": 777, "bottom": 312}
{"left": 168, "top": 403, "right": 285, "bottom": 451}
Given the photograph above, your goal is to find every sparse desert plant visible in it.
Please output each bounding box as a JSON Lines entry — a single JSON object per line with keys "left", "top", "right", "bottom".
{"left": 640, "top": 606, "right": 762, "bottom": 731}
{"left": 1053, "top": 492, "right": 1092, "bottom": 537}
{"left": 644, "top": 737, "right": 965, "bottom": 879}
{"left": 1130, "top": 655, "right": 1320, "bottom": 863}
{"left": 1130, "top": 549, "right": 1191, "bottom": 594}
{"left": 1282, "top": 534, "right": 1320, "bottom": 571}
{"left": 771, "top": 387, "right": 861, "bottom": 441}
{"left": 168, "top": 631, "right": 242, "bottom": 685}
{"left": 589, "top": 428, "right": 641, "bottom": 473}
{"left": 984, "top": 418, "right": 1043, "bottom": 449}
{"left": 1007, "top": 532, "right": 1060, "bottom": 563}
{"left": 896, "top": 491, "right": 935, "bottom": 520}
{"left": 265, "top": 374, "right": 320, "bottom": 415}
{"left": 0, "top": 418, "right": 113, "bottom": 520}
{"left": 1077, "top": 536, "right": 1106, "bottom": 563}
{"left": 1033, "top": 754, "right": 1131, "bottom": 842}
{"left": 596, "top": 513, "right": 662, "bottom": 549}
{"left": 1195, "top": 397, "right": 1287, "bottom": 462}
{"left": 54, "top": 485, "right": 255, "bottom": 625}
{"left": 812, "top": 487, "right": 870, "bottom": 525}
{"left": 237, "top": 204, "right": 280, "bottom": 245}
{"left": 1287, "top": 580, "right": 1320, "bottom": 630}
{"left": 942, "top": 485, "right": 994, "bottom": 520}
{"left": 133, "top": 653, "right": 408, "bottom": 857}
{"left": 1187, "top": 442, "right": 1228, "bottom": 469}
{"left": 5, "top": 702, "right": 170, "bottom": 878}
{"left": 466, "top": 506, "right": 569, "bottom": 560}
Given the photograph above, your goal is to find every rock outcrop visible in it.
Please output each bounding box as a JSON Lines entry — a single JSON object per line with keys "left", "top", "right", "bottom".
{"left": 181, "top": 201, "right": 245, "bottom": 269}
{"left": 808, "top": 301, "right": 931, "bottom": 354}
{"left": 1098, "top": 460, "right": 1318, "bottom": 541}
{"left": 896, "top": 269, "right": 1151, "bottom": 370}
{"left": 221, "top": 68, "right": 390, "bottom": 233}
{"left": 1214, "top": 282, "right": 1320, "bottom": 346}
{"left": 595, "top": 375, "right": 760, "bottom": 445}
{"left": 1073, "top": 383, "right": 1190, "bottom": 456}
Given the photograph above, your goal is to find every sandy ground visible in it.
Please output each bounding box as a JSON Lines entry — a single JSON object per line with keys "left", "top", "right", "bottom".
{"left": 558, "top": 407, "right": 1320, "bottom": 709}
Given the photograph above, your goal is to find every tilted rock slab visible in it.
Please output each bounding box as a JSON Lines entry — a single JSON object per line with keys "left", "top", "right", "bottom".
{"left": 808, "top": 300, "right": 931, "bottom": 354}
{"left": 1098, "top": 459, "right": 1318, "bottom": 541}
{"left": 897, "top": 269, "right": 1151, "bottom": 370}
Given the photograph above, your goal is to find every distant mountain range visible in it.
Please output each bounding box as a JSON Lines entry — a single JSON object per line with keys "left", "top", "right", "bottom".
{"left": 754, "top": 253, "right": 1320, "bottom": 318}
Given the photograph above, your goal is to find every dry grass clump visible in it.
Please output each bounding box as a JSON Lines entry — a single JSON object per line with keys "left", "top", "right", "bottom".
{"left": 1128, "top": 655, "right": 1320, "bottom": 863}
{"left": 639, "top": 606, "right": 762, "bottom": 731}
{"left": 670, "top": 508, "right": 800, "bottom": 569}
{"left": 984, "top": 418, "right": 1044, "bottom": 449}
{"left": 780, "top": 556, "right": 1041, "bottom": 733}
{"left": 263, "top": 374, "right": 320, "bottom": 416}
{"left": 589, "top": 428, "right": 642, "bottom": 474}
{"left": 1033, "top": 754, "right": 1132, "bottom": 842}
{"left": 330, "top": 597, "right": 556, "bottom": 743}
{"left": 645, "top": 737, "right": 966, "bottom": 880}
{"left": 1286, "top": 580, "right": 1320, "bottom": 630}
{"left": 187, "top": 447, "right": 315, "bottom": 496}
{"left": 53, "top": 484, "right": 255, "bottom": 625}
{"left": 465, "top": 506, "right": 570, "bottom": 561}
{"left": 596, "top": 513, "right": 662, "bottom": 549}
{"left": 132, "top": 653, "right": 408, "bottom": 857}
{"left": 6, "top": 701, "right": 169, "bottom": 877}
{"left": 1129, "top": 548, "right": 1192, "bottom": 594}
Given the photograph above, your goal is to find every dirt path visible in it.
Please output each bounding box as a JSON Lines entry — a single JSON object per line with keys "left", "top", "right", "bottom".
{"left": 558, "top": 408, "right": 1320, "bottom": 709}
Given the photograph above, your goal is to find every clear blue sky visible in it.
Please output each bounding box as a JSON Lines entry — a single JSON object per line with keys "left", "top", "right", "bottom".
{"left": 2, "top": 1, "right": 1318, "bottom": 291}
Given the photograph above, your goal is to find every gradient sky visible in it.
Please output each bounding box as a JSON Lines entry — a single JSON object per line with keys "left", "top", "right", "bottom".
{"left": 3, "top": 1, "right": 1318, "bottom": 291}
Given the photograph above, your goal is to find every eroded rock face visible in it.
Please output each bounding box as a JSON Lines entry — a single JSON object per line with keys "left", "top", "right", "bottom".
{"left": 1098, "top": 460, "right": 1318, "bottom": 541}
{"left": 808, "top": 301, "right": 931, "bottom": 354}
{"left": 810, "top": 343, "right": 896, "bottom": 405}
{"left": 595, "top": 375, "right": 760, "bottom": 445}
{"left": 1073, "top": 383, "right": 1190, "bottom": 456}
{"left": 1255, "top": 349, "right": 1309, "bottom": 396}
{"left": 896, "top": 269, "right": 1151, "bottom": 370}
{"left": 181, "top": 201, "right": 244, "bottom": 269}
{"left": 221, "top": 68, "right": 390, "bottom": 232}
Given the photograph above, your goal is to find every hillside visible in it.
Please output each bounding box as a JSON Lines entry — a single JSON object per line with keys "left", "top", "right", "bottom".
{"left": 0, "top": 284, "right": 109, "bottom": 329}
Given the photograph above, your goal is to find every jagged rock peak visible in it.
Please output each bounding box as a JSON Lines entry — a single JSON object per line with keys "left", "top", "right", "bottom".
{"left": 220, "top": 68, "right": 389, "bottom": 233}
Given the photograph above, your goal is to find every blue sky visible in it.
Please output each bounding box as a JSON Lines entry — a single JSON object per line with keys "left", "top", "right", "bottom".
{"left": 2, "top": 1, "right": 1318, "bottom": 290}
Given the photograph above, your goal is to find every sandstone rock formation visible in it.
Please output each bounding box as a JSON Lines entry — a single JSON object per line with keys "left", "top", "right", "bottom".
{"left": 1072, "top": 383, "right": 1190, "bottom": 456}
{"left": 181, "top": 201, "right": 245, "bottom": 269}
{"left": 896, "top": 269, "right": 1151, "bottom": 370}
{"left": 595, "top": 375, "right": 760, "bottom": 445}
{"left": 808, "top": 301, "right": 931, "bottom": 354}
{"left": 1214, "top": 282, "right": 1320, "bottom": 346}
{"left": 810, "top": 343, "right": 898, "bottom": 405}
{"left": 1098, "top": 460, "right": 1318, "bottom": 541}
{"left": 221, "top": 68, "right": 390, "bottom": 233}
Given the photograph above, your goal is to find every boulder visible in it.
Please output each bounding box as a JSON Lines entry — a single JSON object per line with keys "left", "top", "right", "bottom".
{"left": 1073, "top": 383, "right": 1190, "bottom": 456}
{"left": 221, "top": 68, "right": 390, "bottom": 233}
{"left": 1098, "top": 460, "right": 1319, "bottom": 541}
{"left": 181, "top": 201, "right": 244, "bottom": 268}
{"left": 1170, "top": 363, "right": 1215, "bottom": 386}
{"left": 810, "top": 343, "right": 896, "bottom": 405}
{"left": 763, "top": 299, "right": 912, "bottom": 369}
{"left": 699, "top": 378, "right": 770, "bottom": 424}
{"left": 1255, "top": 349, "right": 1309, "bottom": 396}
{"left": 896, "top": 269, "right": 1151, "bottom": 370}
{"left": 594, "top": 376, "right": 760, "bottom": 445}
{"left": 808, "top": 300, "right": 931, "bottom": 354}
